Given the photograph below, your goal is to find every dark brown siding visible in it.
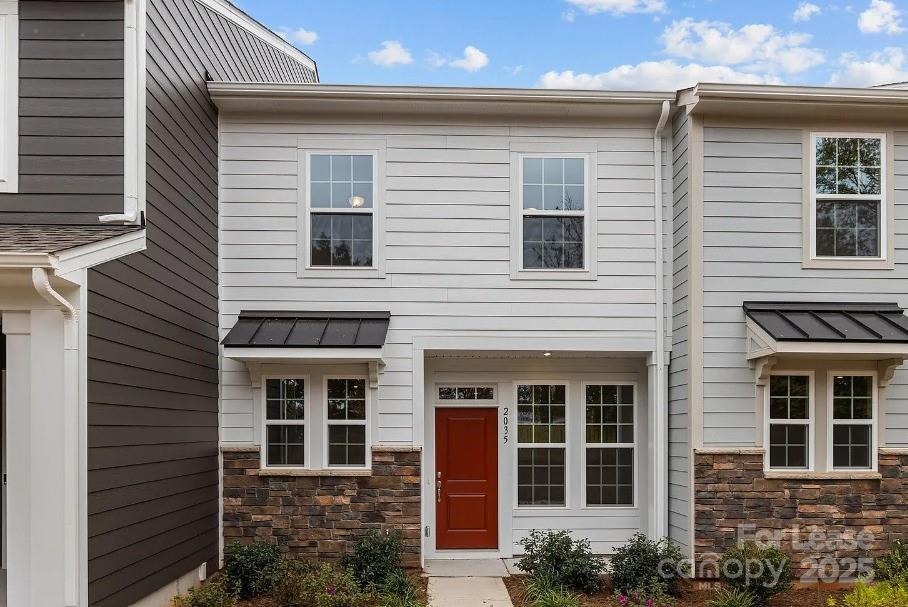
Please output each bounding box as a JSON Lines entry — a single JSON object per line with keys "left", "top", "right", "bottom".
{"left": 0, "top": 0, "right": 125, "bottom": 224}
{"left": 85, "top": 1, "right": 316, "bottom": 605}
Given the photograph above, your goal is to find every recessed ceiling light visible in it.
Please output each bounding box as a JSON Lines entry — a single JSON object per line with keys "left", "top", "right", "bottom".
{"left": 543, "top": 352, "right": 552, "bottom": 357}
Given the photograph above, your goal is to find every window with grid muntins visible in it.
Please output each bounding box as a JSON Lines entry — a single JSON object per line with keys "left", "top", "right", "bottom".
{"left": 767, "top": 375, "right": 810, "bottom": 470}
{"left": 265, "top": 378, "right": 306, "bottom": 467}
{"left": 585, "top": 384, "right": 634, "bottom": 506}
{"left": 814, "top": 136, "right": 883, "bottom": 258}
{"left": 437, "top": 385, "right": 495, "bottom": 401}
{"left": 309, "top": 154, "right": 374, "bottom": 267}
{"left": 831, "top": 375, "right": 874, "bottom": 469}
{"left": 326, "top": 378, "right": 367, "bottom": 466}
{"left": 521, "top": 157, "right": 585, "bottom": 270}
{"left": 517, "top": 384, "right": 566, "bottom": 506}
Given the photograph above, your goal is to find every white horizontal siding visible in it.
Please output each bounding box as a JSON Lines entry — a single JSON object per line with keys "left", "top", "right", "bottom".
{"left": 219, "top": 119, "right": 663, "bottom": 445}
{"left": 702, "top": 126, "right": 908, "bottom": 446}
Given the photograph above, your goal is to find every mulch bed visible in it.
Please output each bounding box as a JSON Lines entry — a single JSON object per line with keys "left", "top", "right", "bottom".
{"left": 502, "top": 576, "right": 851, "bottom": 607}
{"left": 234, "top": 571, "right": 429, "bottom": 607}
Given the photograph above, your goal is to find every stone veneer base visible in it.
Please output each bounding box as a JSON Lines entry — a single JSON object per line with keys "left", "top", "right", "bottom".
{"left": 694, "top": 451, "right": 908, "bottom": 577}
{"left": 223, "top": 447, "right": 421, "bottom": 567}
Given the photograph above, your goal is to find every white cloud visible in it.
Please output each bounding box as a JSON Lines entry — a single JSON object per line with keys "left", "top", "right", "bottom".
{"left": 793, "top": 2, "right": 821, "bottom": 21}
{"left": 828, "top": 47, "right": 908, "bottom": 86}
{"left": 426, "top": 51, "right": 447, "bottom": 68}
{"left": 449, "top": 46, "right": 489, "bottom": 72}
{"left": 858, "top": 0, "right": 905, "bottom": 34}
{"left": 662, "top": 18, "right": 824, "bottom": 74}
{"left": 284, "top": 27, "right": 318, "bottom": 45}
{"left": 562, "top": 9, "right": 577, "bottom": 22}
{"left": 537, "top": 61, "right": 778, "bottom": 91}
{"left": 565, "top": 0, "right": 666, "bottom": 16}
{"left": 367, "top": 41, "right": 413, "bottom": 67}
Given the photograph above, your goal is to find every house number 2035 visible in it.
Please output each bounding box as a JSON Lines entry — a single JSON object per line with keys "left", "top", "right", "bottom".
{"left": 502, "top": 407, "right": 509, "bottom": 444}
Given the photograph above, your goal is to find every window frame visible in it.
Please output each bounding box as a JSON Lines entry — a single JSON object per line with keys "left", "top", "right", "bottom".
{"left": 513, "top": 381, "right": 570, "bottom": 510}
{"left": 581, "top": 381, "right": 638, "bottom": 509}
{"left": 260, "top": 375, "right": 310, "bottom": 470}
{"left": 509, "top": 144, "right": 598, "bottom": 281}
{"left": 764, "top": 371, "right": 815, "bottom": 473}
{"left": 323, "top": 375, "right": 371, "bottom": 470}
{"left": 805, "top": 131, "right": 892, "bottom": 269}
{"left": 435, "top": 383, "right": 498, "bottom": 405}
{"left": 826, "top": 371, "right": 878, "bottom": 472}
{"left": 298, "top": 139, "right": 387, "bottom": 279}
{"left": 0, "top": 0, "right": 18, "bottom": 193}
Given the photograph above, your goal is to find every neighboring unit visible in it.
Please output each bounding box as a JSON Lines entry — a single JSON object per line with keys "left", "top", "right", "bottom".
{"left": 0, "top": 1, "right": 316, "bottom": 606}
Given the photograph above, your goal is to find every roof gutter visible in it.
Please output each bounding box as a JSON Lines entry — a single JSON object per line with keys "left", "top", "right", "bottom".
{"left": 652, "top": 100, "right": 671, "bottom": 540}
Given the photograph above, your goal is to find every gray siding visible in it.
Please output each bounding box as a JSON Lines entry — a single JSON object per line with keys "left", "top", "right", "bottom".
{"left": 701, "top": 126, "right": 908, "bottom": 447}
{"left": 85, "top": 1, "right": 316, "bottom": 605}
{"left": 668, "top": 112, "right": 690, "bottom": 549}
{"left": 0, "top": 0, "right": 125, "bottom": 224}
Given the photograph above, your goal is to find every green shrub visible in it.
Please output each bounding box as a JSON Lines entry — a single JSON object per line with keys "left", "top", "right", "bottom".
{"left": 614, "top": 577, "right": 677, "bottom": 607}
{"left": 376, "top": 570, "right": 425, "bottom": 607}
{"left": 718, "top": 542, "right": 791, "bottom": 605}
{"left": 874, "top": 541, "right": 908, "bottom": 584}
{"left": 341, "top": 529, "right": 404, "bottom": 590}
{"left": 517, "top": 530, "right": 605, "bottom": 594}
{"left": 708, "top": 587, "right": 757, "bottom": 607}
{"left": 172, "top": 579, "right": 236, "bottom": 607}
{"left": 273, "top": 562, "right": 366, "bottom": 607}
{"left": 609, "top": 533, "right": 687, "bottom": 596}
{"left": 222, "top": 540, "right": 281, "bottom": 599}
{"left": 831, "top": 578, "right": 908, "bottom": 607}
{"left": 523, "top": 574, "right": 581, "bottom": 607}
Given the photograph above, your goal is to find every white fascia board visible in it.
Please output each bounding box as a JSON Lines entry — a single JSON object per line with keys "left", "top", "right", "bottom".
{"left": 53, "top": 230, "right": 147, "bottom": 275}
{"left": 0, "top": 0, "right": 19, "bottom": 193}
{"left": 223, "top": 347, "right": 384, "bottom": 364}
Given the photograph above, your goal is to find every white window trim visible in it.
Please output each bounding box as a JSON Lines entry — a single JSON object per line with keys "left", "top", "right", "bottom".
{"left": 0, "top": 0, "right": 18, "bottom": 194}
{"left": 323, "top": 375, "right": 371, "bottom": 470}
{"left": 260, "top": 375, "right": 310, "bottom": 470}
{"left": 764, "top": 371, "right": 816, "bottom": 473}
{"left": 581, "top": 381, "right": 638, "bottom": 509}
{"left": 513, "top": 381, "right": 570, "bottom": 510}
{"left": 435, "top": 383, "right": 498, "bottom": 405}
{"left": 804, "top": 131, "right": 893, "bottom": 269}
{"left": 826, "top": 370, "right": 878, "bottom": 472}
{"left": 509, "top": 142, "right": 598, "bottom": 281}
{"left": 297, "top": 138, "right": 387, "bottom": 279}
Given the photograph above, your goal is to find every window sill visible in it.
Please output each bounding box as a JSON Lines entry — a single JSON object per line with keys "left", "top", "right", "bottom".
{"left": 764, "top": 471, "right": 881, "bottom": 480}
{"left": 255, "top": 468, "right": 372, "bottom": 477}
{"left": 510, "top": 268, "right": 596, "bottom": 281}
{"left": 801, "top": 257, "right": 894, "bottom": 270}
{"left": 297, "top": 265, "right": 386, "bottom": 280}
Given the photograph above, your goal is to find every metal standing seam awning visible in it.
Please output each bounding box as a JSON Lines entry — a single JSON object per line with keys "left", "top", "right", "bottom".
{"left": 743, "top": 302, "right": 908, "bottom": 386}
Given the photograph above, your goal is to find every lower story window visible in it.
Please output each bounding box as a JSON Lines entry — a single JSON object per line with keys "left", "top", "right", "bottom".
{"left": 585, "top": 384, "right": 635, "bottom": 506}
{"left": 767, "top": 374, "right": 811, "bottom": 470}
{"left": 517, "top": 384, "right": 567, "bottom": 506}
{"left": 326, "top": 378, "right": 368, "bottom": 467}
{"left": 831, "top": 375, "right": 874, "bottom": 469}
{"left": 265, "top": 378, "right": 306, "bottom": 467}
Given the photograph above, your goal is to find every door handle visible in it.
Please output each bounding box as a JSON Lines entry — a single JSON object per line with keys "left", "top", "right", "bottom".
{"left": 436, "top": 471, "right": 442, "bottom": 503}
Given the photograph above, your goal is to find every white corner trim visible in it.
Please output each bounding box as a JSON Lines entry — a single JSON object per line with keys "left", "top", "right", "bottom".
{"left": 100, "top": 0, "right": 146, "bottom": 224}
{"left": 54, "top": 229, "right": 147, "bottom": 275}
{"left": 192, "top": 0, "right": 317, "bottom": 73}
{"left": 0, "top": 0, "right": 19, "bottom": 193}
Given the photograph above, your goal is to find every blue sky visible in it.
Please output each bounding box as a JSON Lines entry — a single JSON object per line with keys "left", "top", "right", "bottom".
{"left": 234, "top": 0, "right": 908, "bottom": 90}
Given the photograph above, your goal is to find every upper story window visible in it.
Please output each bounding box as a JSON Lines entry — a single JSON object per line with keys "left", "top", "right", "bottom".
{"left": 0, "top": 0, "right": 18, "bottom": 193}
{"left": 808, "top": 133, "right": 889, "bottom": 267}
{"left": 308, "top": 154, "right": 374, "bottom": 267}
{"left": 520, "top": 157, "right": 586, "bottom": 270}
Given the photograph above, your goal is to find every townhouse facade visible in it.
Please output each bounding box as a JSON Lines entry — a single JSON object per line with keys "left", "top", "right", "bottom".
{"left": 213, "top": 82, "right": 908, "bottom": 575}
{"left": 0, "top": 1, "right": 315, "bottom": 606}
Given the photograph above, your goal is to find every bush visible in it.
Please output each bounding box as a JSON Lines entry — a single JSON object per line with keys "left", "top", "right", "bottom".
{"left": 708, "top": 587, "right": 757, "bottom": 607}
{"left": 718, "top": 542, "right": 791, "bottom": 605}
{"left": 614, "top": 577, "right": 676, "bottom": 607}
{"left": 172, "top": 579, "right": 236, "bottom": 607}
{"left": 376, "top": 570, "right": 425, "bottom": 607}
{"left": 222, "top": 540, "right": 281, "bottom": 599}
{"left": 831, "top": 578, "right": 908, "bottom": 607}
{"left": 523, "top": 574, "right": 581, "bottom": 607}
{"left": 274, "top": 562, "right": 366, "bottom": 607}
{"left": 874, "top": 540, "right": 908, "bottom": 583}
{"left": 609, "top": 533, "right": 687, "bottom": 596}
{"left": 341, "top": 529, "right": 404, "bottom": 590}
{"left": 517, "top": 530, "right": 605, "bottom": 594}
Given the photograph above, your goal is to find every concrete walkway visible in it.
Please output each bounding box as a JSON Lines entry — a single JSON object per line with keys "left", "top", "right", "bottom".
{"left": 425, "top": 560, "right": 513, "bottom": 607}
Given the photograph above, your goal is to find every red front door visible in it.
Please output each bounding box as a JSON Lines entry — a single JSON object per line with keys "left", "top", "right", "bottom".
{"left": 435, "top": 407, "right": 499, "bottom": 549}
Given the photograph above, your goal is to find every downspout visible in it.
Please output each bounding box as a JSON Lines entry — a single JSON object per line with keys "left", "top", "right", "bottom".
{"left": 653, "top": 100, "right": 671, "bottom": 539}
{"left": 31, "top": 268, "right": 80, "bottom": 607}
